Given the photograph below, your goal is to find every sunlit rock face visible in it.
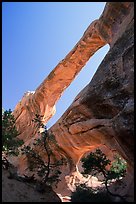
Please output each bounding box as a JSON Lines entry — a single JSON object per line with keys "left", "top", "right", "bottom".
{"left": 12, "top": 2, "right": 134, "bottom": 201}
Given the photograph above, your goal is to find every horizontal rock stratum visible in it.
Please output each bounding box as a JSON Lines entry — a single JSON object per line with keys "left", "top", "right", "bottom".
{"left": 12, "top": 2, "right": 134, "bottom": 201}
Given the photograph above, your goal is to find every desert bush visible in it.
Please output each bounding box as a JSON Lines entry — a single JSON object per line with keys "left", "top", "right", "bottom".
{"left": 21, "top": 114, "right": 63, "bottom": 189}
{"left": 71, "top": 183, "right": 112, "bottom": 202}
{"left": 71, "top": 149, "right": 127, "bottom": 202}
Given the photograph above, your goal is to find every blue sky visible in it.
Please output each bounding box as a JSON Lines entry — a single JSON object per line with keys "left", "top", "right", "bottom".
{"left": 2, "top": 2, "right": 109, "bottom": 128}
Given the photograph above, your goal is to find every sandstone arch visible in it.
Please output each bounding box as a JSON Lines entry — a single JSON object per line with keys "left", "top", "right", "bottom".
{"left": 12, "top": 2, "right": 134, "bottom": 201}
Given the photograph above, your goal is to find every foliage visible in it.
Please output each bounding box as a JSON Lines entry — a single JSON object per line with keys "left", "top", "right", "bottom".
{"left": 2, "top": 109, "right": 24, "bottom": 156}
{"left": 80, "top": 148, "right": 127, "bottom": 202}
{"left": 2, "top": 111, "right": 62, "bottom": 189}
{"left": 21, "top": 114, "right": 63, "bottom": 187}
{"left": 81, "top": 148, "right": 111, "bottom": 177}
{"left": 81, "top": 149, "right": 127, "bottom": 182}
{"left": 71, "top": 183, "right": 112, "bottom": 202}
{"left": 107, "top": 154, "right": 127, "bottom": 180}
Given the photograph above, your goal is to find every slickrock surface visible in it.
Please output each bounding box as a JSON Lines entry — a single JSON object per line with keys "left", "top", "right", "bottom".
{"left": 2, "top": 169, "right": 61, "bottom": 202}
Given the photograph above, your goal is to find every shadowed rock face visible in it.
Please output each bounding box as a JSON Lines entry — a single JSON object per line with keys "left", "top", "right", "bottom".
{"left": 2, "top": 169, "right": 61, "bottom": 202}
{"left": 12, "top": 2, "right": 134, "bottom": 201}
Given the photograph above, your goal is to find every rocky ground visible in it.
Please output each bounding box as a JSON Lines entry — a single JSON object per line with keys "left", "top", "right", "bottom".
{"left": 2, "top": 168, "right": 61, "bottom": 202}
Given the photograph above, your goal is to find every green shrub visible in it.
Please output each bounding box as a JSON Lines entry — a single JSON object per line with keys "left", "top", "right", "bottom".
{"left": 21, "top": 114, "right": 63, "bottom": 188}
{"left": 80, "top": 149, "right": 127, "bottom": 202}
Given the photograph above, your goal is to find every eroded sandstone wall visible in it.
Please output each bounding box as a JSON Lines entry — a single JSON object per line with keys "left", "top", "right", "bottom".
{"left": 50, "top": 14, "right": 134, "bottom": 166}
{"left": 49, "top": 3, "right": 134, "bottom": 200}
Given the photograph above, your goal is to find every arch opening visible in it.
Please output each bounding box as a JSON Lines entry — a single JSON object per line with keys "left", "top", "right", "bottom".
{"left": 47, "top": 44, "right": 110, "bottom": 129}
{"left": 69, "top": 145, "right": 128, "bottom": 202}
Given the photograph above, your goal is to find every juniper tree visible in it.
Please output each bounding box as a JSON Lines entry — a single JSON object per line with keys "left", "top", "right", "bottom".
{"left": 2, "top": 109, "right": 24, "bottom": 169}
{"left": 2, "top": 109, "right": 24, "bottom": 156}
{"left": 21, "top": 114, "right": 64, "bottom": 191}
{"left": 71, "top": 149, "right": 127, "bottom": 202}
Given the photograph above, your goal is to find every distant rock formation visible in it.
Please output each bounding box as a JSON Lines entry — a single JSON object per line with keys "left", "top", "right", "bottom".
{"left": 12, "top": 2, "right": 134, "bottom": 201}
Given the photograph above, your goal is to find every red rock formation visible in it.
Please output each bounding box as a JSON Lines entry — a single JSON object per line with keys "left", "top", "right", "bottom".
{"left": 13, "top": 20, "right": 106, "bottom": 142}
{"left": 49, "top": 2, "right": 134, "bottom": 200}
{"left": 47, "top": 1, "right": 134, "bottom": 168}
{"left": 12, "top": 2, "right": 134, "bottom": 201}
